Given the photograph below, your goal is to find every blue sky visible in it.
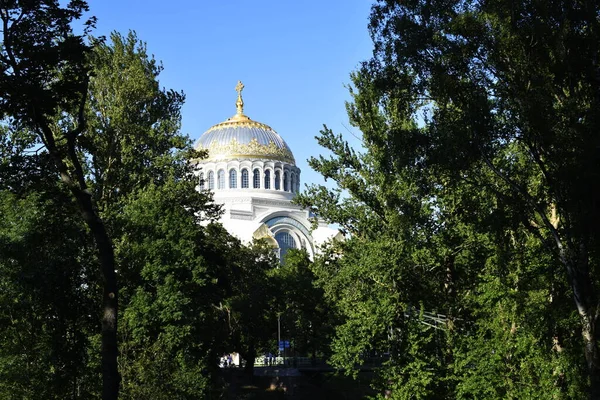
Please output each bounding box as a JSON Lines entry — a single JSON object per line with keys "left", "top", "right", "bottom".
{"left": 86, "top": 0, "right": 374, "bottom": 188}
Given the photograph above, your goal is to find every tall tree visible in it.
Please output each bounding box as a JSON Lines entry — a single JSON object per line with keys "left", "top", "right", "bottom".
{"left": 298, "top": 0, "right": 600, "bottom": 397}
{"left": 1, "top": 27, "right": 239, "bottom": 398}
{"left": 0, "top": 1, "right": 122, "bottom": 398}
{"left": 81, "top": 31, "right": 225, "bottom": 398}
{"left": 366, "top": 0, "right": 600, "bottom": 395}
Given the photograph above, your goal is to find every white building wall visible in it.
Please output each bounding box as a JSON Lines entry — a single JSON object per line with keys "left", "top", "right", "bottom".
{"left": 196, "top": 157, "right": 338, "bottom": 259}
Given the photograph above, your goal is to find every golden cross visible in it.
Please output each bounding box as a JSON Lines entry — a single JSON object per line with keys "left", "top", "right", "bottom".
{"left": 235, "top": 80, "right": 245, "bottom": 115}
{"left": 235, "top": 80, "right": 244, "bottom": 95}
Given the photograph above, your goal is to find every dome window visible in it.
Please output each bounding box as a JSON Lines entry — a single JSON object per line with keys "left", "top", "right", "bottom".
{"left": 290, "top": 173, "right": 295, "bottom": 193}
{"left": 241, "top": 169, "right": 249, "bottom": 188}
{"left": 253, "top": 168, "right": 260, "bottom": 189}
{"left": 229, "top": 169, "right": 237, "bottom": 189}
{"left": 208, "top": 171, "right": 215, "bottom": 190}
{"left": 283, "top": 172, "right": 288, "bottom": 192}
{"left": 217, "top": 169, "right": 225, "bottom": 189}
{"left": 199, "top": 172, "right": 205, "bottom": 190}
{"left": 275, "top": 171, "right": 281, "bottom": 190}
{"left": 264, "top": 170, "right": 271, "bottom": 189}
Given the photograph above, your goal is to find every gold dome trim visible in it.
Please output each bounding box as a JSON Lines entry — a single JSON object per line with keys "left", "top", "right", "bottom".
{"left": 205, "top": 118, "right": 275, "bottom": 134}
{"left": 200, "top": 138, "right": 295, "bottom": 163}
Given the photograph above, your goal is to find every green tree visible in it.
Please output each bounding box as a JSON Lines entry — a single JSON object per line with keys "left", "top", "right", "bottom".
{"left": 218, "top": 240, "right": 280, "bottom": 375}
{"left": 0, "top": 141, "right": 99, "bottom": 398}
{"left": 83, "top": 32, "right": 228, "bottom": 398}
{"left": 0, "top": 2, "right": 120, "bottom": 398}
{"left": 115, "top": 184, "right": 223, "bottom": 399}
{"left": 298, "top": 0, "right": 599, "bottom": 397}
{"left": 276, "top": 249, "right": 333, "bottom": 362}
{"left": 1, "top": 13, "right": 233, "bottom": 397}
{"left": 85, "top": 31, "right": 191, "bottom": 210}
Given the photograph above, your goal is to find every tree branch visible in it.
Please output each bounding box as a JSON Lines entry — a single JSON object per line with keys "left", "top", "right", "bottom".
{"left": 480, "top": 153, "right": 567, "bottom": 265}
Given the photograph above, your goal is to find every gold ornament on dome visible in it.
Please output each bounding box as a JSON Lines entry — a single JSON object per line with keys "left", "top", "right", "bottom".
{"left": 205, "top": 118, "right": 276, "bottom": 133}
{"left": 196, "top": 81, "right": 296, "bottom": 163}
{"left": 201, "top": 137, "right": 295, "bottom": 163}
{"left": 205, "top": 81, "right": 270, "bottom": 128}
{"left": 217, "top": 80, "right": 254, "bottom": 124}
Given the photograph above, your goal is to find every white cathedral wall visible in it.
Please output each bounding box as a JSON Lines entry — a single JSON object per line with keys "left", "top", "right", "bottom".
{"left": 196, "top": 159, "right": 301, "bottom": 194}
{"left": 196, "top": 158, "right": 340, "bottom": 260}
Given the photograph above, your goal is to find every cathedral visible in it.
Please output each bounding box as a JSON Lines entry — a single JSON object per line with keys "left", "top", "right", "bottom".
{"left": 194, "top": 82, "right": 339, "bottom": 259}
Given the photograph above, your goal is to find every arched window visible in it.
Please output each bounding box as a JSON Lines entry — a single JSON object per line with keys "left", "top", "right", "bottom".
{"left": 199, "top": 172, "right": 205, "bottom": 190}
{"left": 275, "top": 170, "right": 281, "bottom": 190}
{"left": 229, "top": 169, "right": 237, "bottom": 189}
{"left": 275, "top": 231, "right": 297, "bottom": 261}
{"left": 208, "top": 171, "right": 215, "bottom": 190}
{"left": 283, "top": 172, "right": 288, "bottom": 191}
{"left": 241, "top": 169, "right": 249, "bottom": 188}
{"left": 217, "top": 169, "right": 225, "bottom": 189}
{"left": 264, "top": 169, "right": 271, "bottom": 189}
{"left": 290, "top": 173, "right": 295, "bottom": 193}
{"left": 253, "top": 168, "right": 260, "bottom": 189}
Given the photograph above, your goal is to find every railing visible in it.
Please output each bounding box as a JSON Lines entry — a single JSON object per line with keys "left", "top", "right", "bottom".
{"left": 250, "top": 355, "right": 388, "bottom": 370}
{"left": 254, "top": 356, "right": 322, "bottom": 367}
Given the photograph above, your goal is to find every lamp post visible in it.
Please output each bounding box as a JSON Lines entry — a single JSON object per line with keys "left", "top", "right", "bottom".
{"left": 277, "top": 313, "right": 281, "bottom": 356}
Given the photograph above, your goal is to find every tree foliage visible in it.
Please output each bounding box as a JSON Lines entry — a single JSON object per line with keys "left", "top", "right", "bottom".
{"left": 216, "top": 239, "right": 281, "bottom": 374}
{"left": 78, "top": 31, "right": 228, "bottom": 399}
{"left": 0, "top": 1, "right": 120, "bottom": 397}
{"left": 297, "top": 0, "right": 600, "bottom": 398}
{"left": 275, "top": 249, "right": 334, "bottom": 361}
{"left": 0, "top": 23, "right": 246, "bottom": 398}
{"left": 0, "top": 176, "right": 99, "bottom": 399}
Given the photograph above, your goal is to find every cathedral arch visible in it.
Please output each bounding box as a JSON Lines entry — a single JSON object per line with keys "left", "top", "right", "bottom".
{"left": 274, "top": 230, "right": 297, "bottom": 261}
{"left": 262, "top": 214, "right": 315, "bottom": 259}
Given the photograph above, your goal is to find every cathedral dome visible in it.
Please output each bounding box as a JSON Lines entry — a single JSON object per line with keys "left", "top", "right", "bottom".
{"left": 195, "top": 82, "right": 295, "bottom": 164}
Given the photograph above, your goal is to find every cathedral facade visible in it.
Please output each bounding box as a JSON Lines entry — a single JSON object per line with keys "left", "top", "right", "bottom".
{"left": 194, "top": 82, "right": 338, "bottom": 259}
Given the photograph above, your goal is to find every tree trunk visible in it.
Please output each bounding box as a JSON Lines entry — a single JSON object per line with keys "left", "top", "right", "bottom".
{"left": 1, "top": 3, "right": 120, "bottom": 394}
{"left": 444, "top": 254, "right": 456, "bottom": 398}
{"left": 581, "top": 311, "right": 600, "bottom": 400}
{"left": 243, "top": 347, "right": 257, "bottom": 376}
{"left": 563, "top": 244, "right": 599, "bottom": 399}
{"left": 311, "top": 328, "right": 317, "bottom": 366}
{"left": 38, "top": 119, "right": 120, "bottom": 400}
{"left": 69, "top": 180, "right": 120, "bottom": 400}
{"left": 89, "top": 212, "right": 119, "bottom": 400}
